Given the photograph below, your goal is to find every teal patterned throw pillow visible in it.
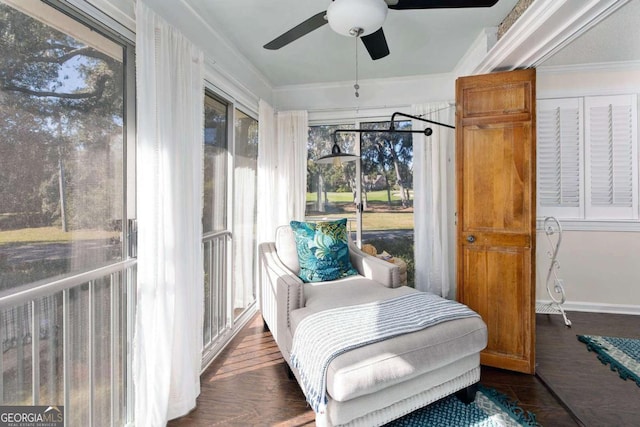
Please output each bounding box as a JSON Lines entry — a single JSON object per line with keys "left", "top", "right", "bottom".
{"left": 290, "top": 219, "right": 358, "bottom": 283}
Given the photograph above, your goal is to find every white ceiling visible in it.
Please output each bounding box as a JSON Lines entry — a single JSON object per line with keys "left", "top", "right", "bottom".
{"left": 188, "top": 0, "right": 520, "bottom": 87}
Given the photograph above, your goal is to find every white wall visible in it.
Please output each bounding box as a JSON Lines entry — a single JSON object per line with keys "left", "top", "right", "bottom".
{"left": 536, "top": 230, "right": 640, "bottom": 313}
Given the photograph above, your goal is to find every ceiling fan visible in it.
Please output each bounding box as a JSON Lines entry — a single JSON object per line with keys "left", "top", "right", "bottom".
{"left": 263, "top": 0, "right": 500, "bottom": 60}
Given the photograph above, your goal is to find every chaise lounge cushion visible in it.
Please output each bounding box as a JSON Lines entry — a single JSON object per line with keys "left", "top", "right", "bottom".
{"left": 275, "top": 225, "right": 301, "bottom": 273}
{"left": 289, "top": 281, "right": 487, "bottom": 403}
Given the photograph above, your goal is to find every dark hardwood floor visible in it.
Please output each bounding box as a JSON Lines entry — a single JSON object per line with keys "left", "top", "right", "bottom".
{"left": 169, "top": 312, "right": 583, "bottom": 427}
{"left": 536, "top": 310, "right": 640, "bottom": 427}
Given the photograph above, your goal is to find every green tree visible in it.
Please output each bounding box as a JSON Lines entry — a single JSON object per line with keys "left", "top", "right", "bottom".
{"left": 307, "top": 125, "right": 356, "bottom": 213}
{"left": 360, "top": 121, "right": 413, "bottom": 207}
{"left": 0, "top": 4, "right": 124, "bottom": 230}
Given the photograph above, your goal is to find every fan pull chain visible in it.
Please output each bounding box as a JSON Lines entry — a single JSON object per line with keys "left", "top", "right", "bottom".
{"left": 354, "top": 37, "right": 360, "bottom": 98}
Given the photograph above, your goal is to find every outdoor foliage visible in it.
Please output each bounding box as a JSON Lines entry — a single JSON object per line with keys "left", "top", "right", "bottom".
{"left": 307, "top": 125, "right": 358, "bottom": 212}
{"left": 364, "top": 236, "right": 415, "bottom": 287}
{"left": 307, "top": 123, "right": 416, "bottom": 286}
{"left": 0, "top": 4, "right": 124, "bottom": 231}
{"left": 307, "top": 121, "right": 413, "bottom": 211}
{"left": 360, "top": 121, "right": 413, "bottom": 207}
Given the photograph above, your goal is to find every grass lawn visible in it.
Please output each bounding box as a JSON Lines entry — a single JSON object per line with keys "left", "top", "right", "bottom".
{"left": 305, "top": 212, "right": 414, "bottom": 231}
{"left": 0, "top": 227, "right": 118, "bottom": 245}
{"left": 306, "top": 191, "right": 414, "bottom": 231}
{"left": 306, "top": 190, "right": 412, "bottom": 203}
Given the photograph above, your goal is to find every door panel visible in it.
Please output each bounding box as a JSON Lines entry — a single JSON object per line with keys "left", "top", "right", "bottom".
{"left": 461, "top": 83, "right": 531, "bottom": 118}
{"left": 462, "top": 246, "right": 532, "bottom": 372}
{"left": 462, "top": 124, "right": 531, "bottom": 233}
{"left": 456, "top": 69, "right": 536, "bottom": 374}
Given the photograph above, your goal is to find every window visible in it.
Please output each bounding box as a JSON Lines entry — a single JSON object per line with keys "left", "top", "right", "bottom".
{"left": 360, "top": 121, "right": 414, "bottom": 210}
{"left": 306, "top": 124, "right": 357, "bottom": 217}
{"left": 203, "top": 94, "right": 229, "bottom": 234}
{"left": 0, "top": 1, "right": 126, "bottom": 288}
{"left": 0, "top": 1, "right": 134, "bottom": 424}
{"left": 306, "top": 120, "right": 416, "bottom": 286}
{"left": 537, "top": 94, "right": 638, "bottom": 223}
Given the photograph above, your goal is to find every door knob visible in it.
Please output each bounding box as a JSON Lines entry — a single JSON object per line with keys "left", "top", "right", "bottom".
{"left": 466, "top": 235, "right": 476, "bottom": 243}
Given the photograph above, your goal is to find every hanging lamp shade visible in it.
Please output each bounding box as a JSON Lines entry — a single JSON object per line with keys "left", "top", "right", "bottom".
{"left": 326, "top": 0, "right": 388, "bottom": 37}
{"left": 315, "top": 141, "right": 359, "bottom": 165}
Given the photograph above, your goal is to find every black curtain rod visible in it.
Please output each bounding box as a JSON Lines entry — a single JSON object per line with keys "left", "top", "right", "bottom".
{"left": 332, "top": 127, "right": 432, "bottom": 143}
{"left": 331, "top": 111, "right": 455, "bottom": 143}
{"left": 389, "top": 111, "right": 456, "bottom": 130}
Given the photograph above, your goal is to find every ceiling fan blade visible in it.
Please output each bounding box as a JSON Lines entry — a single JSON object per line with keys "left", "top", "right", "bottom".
{"left": 361, "top": 28, "right": 390, "bottom": 60}
{"left": 263, "top": 11, "right": 328, "bottom": 50}
{"left": 388, "top": 0, "right": 499, "bottom": 9}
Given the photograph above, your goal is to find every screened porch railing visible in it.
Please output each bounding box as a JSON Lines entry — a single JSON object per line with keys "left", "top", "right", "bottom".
{"left": 0, "top": 259, "right": 136, "bottom": 427}
{"left": 201, "top": 231, "right": 232, "bottom": 369}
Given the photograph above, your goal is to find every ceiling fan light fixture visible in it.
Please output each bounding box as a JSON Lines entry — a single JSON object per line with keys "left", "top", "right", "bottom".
{"left": 326, "top": 0, "right": 388, "bottom": 37}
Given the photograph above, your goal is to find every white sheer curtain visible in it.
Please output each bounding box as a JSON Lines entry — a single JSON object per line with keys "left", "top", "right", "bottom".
{"left": 277, "top": 110, "right": 308, "bottom": 223}
{"left": 233, "top": 112, "right": 259, "bottom": 311}
{"left": 234, "top": 158, "right": 257, "bottom": 308}
{"left": 257, "top": 106, "right": 308, "bottom": 243}
{"left": 412, "top": 103, "right": 455, "bottom": 297}
{"left": 134, "top": 2, "right": 204, "bottom": 425}
{"left": 257, "top": 100, "right": 278, "bottom": 243}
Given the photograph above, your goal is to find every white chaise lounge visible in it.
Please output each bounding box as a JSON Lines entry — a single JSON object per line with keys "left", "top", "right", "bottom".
{"left": 258, "top": 224, "right": 488, "bottom": 426}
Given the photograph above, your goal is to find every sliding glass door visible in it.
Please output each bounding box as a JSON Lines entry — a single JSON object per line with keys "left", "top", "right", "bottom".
{"left": 202, "top": 93, "right": 258, "bottom": 366}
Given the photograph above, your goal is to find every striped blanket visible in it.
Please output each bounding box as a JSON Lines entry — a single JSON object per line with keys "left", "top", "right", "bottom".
{"left": 290, "top": 291, "right": 480, "bottom": 413}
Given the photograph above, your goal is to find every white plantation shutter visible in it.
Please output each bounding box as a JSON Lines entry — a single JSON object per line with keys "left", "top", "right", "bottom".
{"left": 537, "top": 98, "right": 583, "bottom": 218}
{"left": 585, "top": 95, "right": 638, "bottom": 219}
{"left": 537, "top": 94, "right": 638, "bottom": 222}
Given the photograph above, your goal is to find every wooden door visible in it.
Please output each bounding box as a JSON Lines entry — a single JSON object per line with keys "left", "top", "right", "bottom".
{"left": 456, "top": 69, "right": 536, "bottom": 374}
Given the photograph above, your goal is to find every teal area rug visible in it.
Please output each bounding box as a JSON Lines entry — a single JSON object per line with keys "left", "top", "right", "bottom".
{"left": 386, "top": 385, "right": 539, "bottom": 426}
{"left": 577, "top": 335, "right": 640, "bottom": 387}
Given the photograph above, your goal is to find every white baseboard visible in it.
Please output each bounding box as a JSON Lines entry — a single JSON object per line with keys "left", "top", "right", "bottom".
{"left": 537, "top": 299, "right": 640, "bottom": 316}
